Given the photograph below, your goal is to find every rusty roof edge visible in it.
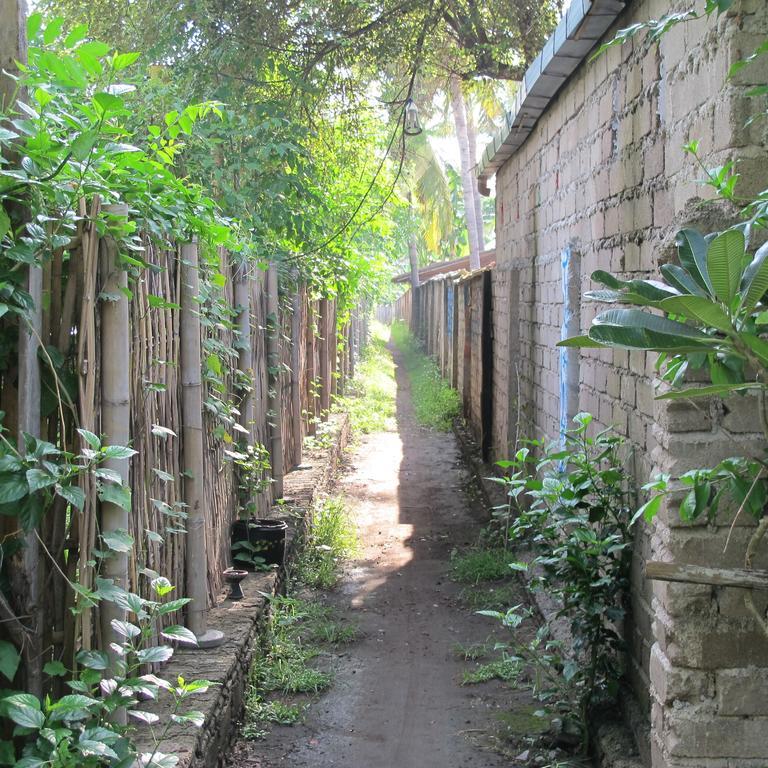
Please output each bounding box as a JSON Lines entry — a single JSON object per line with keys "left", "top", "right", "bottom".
{"left": 477, "top": 0, "right": 627, "bottom": 194}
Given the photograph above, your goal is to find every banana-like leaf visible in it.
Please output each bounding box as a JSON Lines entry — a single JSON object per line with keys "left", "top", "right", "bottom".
{"left": 556, "top": 335, "right": 606, "bottom": 348}
{"left": 706, "top": 228, "right": 745, "bottom": 306}
{"left": 584, "top": 289, "right": 625, "bottom": 303}
{"left": 656, "top": 382, "right": 765, "bottom": 399}
{"left": 592, "top": 270, "right": 622, "bottom": 289}
{"left": 676, "top": 228, "right": 712, "bottom": 293}
{"left": 659, "top": 295, "right": 734, "bottom": 334}
{"left": 743, "top": 334, "right": 768, "bottom": 367}
{"left": 660, "top": 263, "right": 708, "bottom": 297}
{"left": 589, "top": 308, "right": 714, "bottom": 351}
{"left": 625, "top": 279, "right": 680, "bottom": 302}
{"left": 739, "top": 241, "right": 768, "bottom": 314}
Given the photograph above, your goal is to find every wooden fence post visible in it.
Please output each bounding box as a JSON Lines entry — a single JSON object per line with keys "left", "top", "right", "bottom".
{"left": 266, "top": 264, "right": 284, "bottom": 497}
{"left": 98, "top": 206, "right": 131, "bottom": 707}
{"left": 180, "top": 240, "right": 223, "bottom": 648}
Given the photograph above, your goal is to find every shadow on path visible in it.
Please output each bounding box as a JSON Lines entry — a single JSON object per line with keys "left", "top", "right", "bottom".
{"left": 227, "top": 342, "right": 534, "bottom": 768}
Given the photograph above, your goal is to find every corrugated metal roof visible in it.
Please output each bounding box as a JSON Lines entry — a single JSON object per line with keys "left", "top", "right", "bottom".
{"left": 392, "top": 250, "right": 496, "bottom": 284}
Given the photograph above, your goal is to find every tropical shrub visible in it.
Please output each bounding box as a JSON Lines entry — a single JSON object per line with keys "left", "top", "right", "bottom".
{"left": 485, "top": 414, "right": 633, "bottom": 751}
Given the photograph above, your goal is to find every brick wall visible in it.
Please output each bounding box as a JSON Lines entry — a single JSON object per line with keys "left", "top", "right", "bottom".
{"left": 490, "top": 0, "right": 768, "bottom": 765}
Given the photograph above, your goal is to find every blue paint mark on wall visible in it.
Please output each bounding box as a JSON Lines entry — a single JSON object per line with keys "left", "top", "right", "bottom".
{"left": 559, "top": 246, "right": 572, "bottom": 442}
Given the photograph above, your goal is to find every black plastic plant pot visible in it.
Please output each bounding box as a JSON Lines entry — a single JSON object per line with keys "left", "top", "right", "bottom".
{"left": 230, "top": 518, "right": 287, "bottom": 571}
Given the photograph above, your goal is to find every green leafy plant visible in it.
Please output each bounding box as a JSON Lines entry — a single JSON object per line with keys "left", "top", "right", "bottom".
{"left": 0, "top": 575, "right": 215, "bottom": 768}
{"left": 487, "top": 414, "right": 633, "bottom": 752}
{"left": 294, "top": 496, "right": 357, "bottom": 589}
{"left": 225, "top": 443, "right": 272, "bottom": 519}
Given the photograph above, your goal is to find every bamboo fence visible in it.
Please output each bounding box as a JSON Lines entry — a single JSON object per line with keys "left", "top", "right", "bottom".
{"left": 0, "top": 215, "right": 366, "bottom": 681}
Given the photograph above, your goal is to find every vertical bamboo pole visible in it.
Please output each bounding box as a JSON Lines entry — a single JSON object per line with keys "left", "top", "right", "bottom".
{"left": 318, "top": 298, "right": 330, "bottom": 415}
{"left": 266, "top": 264, "right": 284, "bottom": 497}
{"left": 234, "top": 261, "right": 254, "bottom": 442}
{"left": 5, "top": 0, "right": 43, "bottom": 697}
{"left": 98, "top": 206, "right": 130, "bottom": 709}
{"left": 329, "top": 302, "right": 338, "bottom": 399}
{"left": 290, "top": 277, "right": 303, "bottom": 468}
{"left": 180, "top": 240, "right": 223, "bottom": 647}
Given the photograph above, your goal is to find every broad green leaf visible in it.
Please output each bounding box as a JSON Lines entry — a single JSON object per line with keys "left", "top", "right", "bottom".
{"left": 101, "top": 528, "right": 134, "bottom": 553}
{"left": 3, "top": 693, "right": 44, "bottom": 729}
{"left": 0, "top": 473, "right": 29, "bottom": 504}
{"left": 49, "top": 693, "right": 96, "bottom": 713}
{"left": 171, "top": 710, "right": 205, "bottom": 727}
{"left": 70, "top": 130, "right": 99, "bottom": 162}
{"left": 631, "top": 494, "right": 663, "bottom": 524}
{"left": 93, "top": 91, "right": 123, "bottom": 114}
{"left": 0, "top": 641, "right": 20, "bottom": 682}
{"left": 161, "top": 625, "right": 197, "bottom": 645}
{"left": 56, "top": 483, "right": 86, "bottom": 510}
{"left": 556, "top": 335, "right": 606, "bottom": 348}
{"left": 660, "top": 264, "right": 707, "bottom": 297}
{"left": 659, "top": 295, "right": 733, "bottom": 333}
{"left": 739, "top": 241, "right": 768, "bottom": 314}
{"left": 706, "top": 229, "right": 745, "bottom": 305}
{"left": 77, "top": 429, "right": 101, "bottom": 450}
{"left": 679, "top": 489, "right": 697, "bottom": 521}
{"left": 676, "top": 228, "right": 712, "bottom": 293}
{"left": 43, "top": 660, "right": 67, "bottom": 677}
{"left": 136, "top": 645, "right": 174, "bottom": 664}
{"left": 589, "top": 309, "right": 713, "bottom": 351}
{"left": 111, "top": 619, "right": 140, "bottom": 638}
{"left": 76, "top": 649, "right": 109, "bottom": 670}
{"left": 743, "top": 334, "right": 768, "bottom": 367}
{"left": 26, "top": 468, "right": 57, "bottom": 493}
{"left": 112, "top": 52, "right": 141, "bottom": 71}
{"left": 656, "top": 383, "right": 764, "bottom": 399}
{"left": 42, "top": 18, "right": 65, "bottom": 45}
{"left": 98, "top": 483, "right": 132, "bottom": 512}
{"left": 102, "top": 445, "right": 137, "bottom": 460}
{"left": 591, "top": 270, "right": 623, "bottom": 289}
{"left": 27, "top": 12, "right": 43, "bottom": 39}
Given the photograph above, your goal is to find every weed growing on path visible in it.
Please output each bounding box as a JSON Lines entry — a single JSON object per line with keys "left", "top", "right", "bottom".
{"left": 451, "top": 548, "right": 518, "bottom": 583}
{"left": 459, "top": 583, "right": 522, "bottom": 612}
{"left": 244, "top": 595, "right": 360, "bottom": 736}
{"left": 296, "top": 496, "right": 358, "bottom": 588}
{"left": 335, "top": 321, "right": 397, "bottom": 433}
{"left": 453, "top": 641, "right": 492, "bottom": 661}
{"left": 462, "top": 658, "right": 522, "bottom": 685}
{"left": 390, "top": 320, "right": 460, "bottom": 430}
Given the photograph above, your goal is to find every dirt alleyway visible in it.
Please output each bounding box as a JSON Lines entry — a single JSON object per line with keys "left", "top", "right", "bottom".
{"left": 227, "top": 343, "right": 534, "bottom": 768}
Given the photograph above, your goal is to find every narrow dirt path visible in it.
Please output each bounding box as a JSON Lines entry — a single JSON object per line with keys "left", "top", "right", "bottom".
{"left": 228, "top": 344, "right": 533, "bottom": 767}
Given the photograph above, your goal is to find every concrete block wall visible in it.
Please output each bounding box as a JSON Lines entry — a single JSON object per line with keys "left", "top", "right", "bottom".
{"left": 490, "top": 0, "right": 768, "bottom": 765}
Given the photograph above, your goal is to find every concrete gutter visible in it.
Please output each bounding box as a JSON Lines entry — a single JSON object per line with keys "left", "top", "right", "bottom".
{"left": 477, "top": 0, "right": 627, "bottom": 195}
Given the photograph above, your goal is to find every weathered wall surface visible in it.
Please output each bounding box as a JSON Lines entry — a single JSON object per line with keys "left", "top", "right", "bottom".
{"left": 491, "top": 0, "right": 768, "bottom": 765}
{"left": 382, "top": 0, "right": 768, "bottom": 765}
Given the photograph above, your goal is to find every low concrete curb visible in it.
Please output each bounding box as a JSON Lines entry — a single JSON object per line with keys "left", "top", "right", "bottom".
{"left": 135, "top": 414, "right": 350, "bottom": 768}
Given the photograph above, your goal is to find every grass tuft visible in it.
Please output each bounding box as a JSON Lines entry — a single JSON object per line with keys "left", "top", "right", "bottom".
{"left": 451, "top": 548, "right": 517, "bottom": 584}
{"left": 462, "top": 658, "right": 522, "bottom": 685}
{"left": 295, "top": 496, "right": 358, "bottom": 589}
{"left": 389, "top": 320, "right": 460, "bottom": 431}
